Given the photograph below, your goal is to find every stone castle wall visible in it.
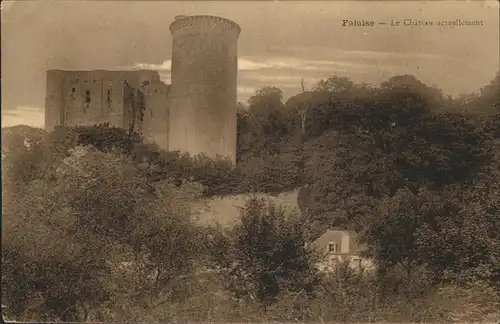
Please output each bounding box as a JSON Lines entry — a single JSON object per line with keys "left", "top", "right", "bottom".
{"left": 168, "top": 15, "right": 240, "bottom": 164}
{"left": 45, "top": 15, "right": 240, "bottom": 162}
{"left": 142, "top": 82, "right": 171, "bottom": 149}
{"left": 45, "top": 70, "right": 167, "bottom": 139}
{"left": 45, "top": 70, "right": 127, "bottom": 130}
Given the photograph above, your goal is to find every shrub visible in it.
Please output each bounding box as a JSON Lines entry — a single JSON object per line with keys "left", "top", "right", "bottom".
{"left": 2, "top": 145, "right": 204, "bottom": 321}
{"left": 213, "top": 197, "right": 318, "bottom": 305}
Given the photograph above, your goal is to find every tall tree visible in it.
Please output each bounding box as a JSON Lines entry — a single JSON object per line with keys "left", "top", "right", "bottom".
{"left": 238, "top": 87, "right": 291, "bottom": 160}
{"left": 213, "top": 198, "right": 317, "bottom": 305}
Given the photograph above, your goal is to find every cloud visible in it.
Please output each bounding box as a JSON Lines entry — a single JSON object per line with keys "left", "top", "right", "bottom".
{"left": 132, "top": 58, "right": 277, "bottom": 72}
{"left": 237, "top": 86, "right": 256, "bottom": 95}
{"left": 131, "top": 57, "right": 376, "bottom": 73}
{"left": 158, "top": 71, "right": 171, "bottom": 84}
{"left": 240, "top": 58, "right": 308, "bottom": 71}
{"left": 131, "top": 60, "right": 172, "bottom": 71}
{"left": 128, "top": 53, "right": 416, "bottom": 101}
{"left": 273, "top": 46, "right": 444, "bottom": 61}
{"left": 337, "top": 49, "right": 443, "bottom": 60}
{"left": 240, "top": 56, "right": 402, "bottom": 74}
{"left": 2, "top": 106, "right": 45, "bottom": 128}
{"left": 238, "top": 58, "right": 273, "bottom": 70}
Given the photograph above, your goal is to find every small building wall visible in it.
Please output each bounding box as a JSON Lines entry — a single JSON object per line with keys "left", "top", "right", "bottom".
{"left": 312, "top": 229, "right": 375, "bottom": 272}
{"left": 311, "top": 230, "right": 360, "bottom": 255}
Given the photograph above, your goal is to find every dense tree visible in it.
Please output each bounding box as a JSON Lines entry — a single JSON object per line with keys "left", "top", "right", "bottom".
{"left": 293, "top": 75, "right": 497, "bottom": 289}
{"left": 213, "top": 198, "right": 317, "bottom": 305}
{"left": 3, "top": 71, "right": 499, "bottom": 321}
{"left": 2, "top": 125, "right": 46, "bottom": 193}
{"left": 285, "top": 91, "right": 333, "bottom": 140}
{"left": 312, "top": 75, "right": 358, "bottom": 93}
{"left": 2, "top": 145, "right": 204, "bottom": 321}
{"left": 237, "top": 87, "right": 292, "bottom": 160}
{"left": 478, "top": 72, "right": 500, "bottom": 114}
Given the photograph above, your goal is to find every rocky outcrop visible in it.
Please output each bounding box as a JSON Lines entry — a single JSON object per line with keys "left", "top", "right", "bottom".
{"left": 193, "top": 189, "right": 301, "bottom": 228}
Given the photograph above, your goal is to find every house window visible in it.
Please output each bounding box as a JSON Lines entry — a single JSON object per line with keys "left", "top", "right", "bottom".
{"left": 328, "top": 243, "right": 337, "bottom": 253}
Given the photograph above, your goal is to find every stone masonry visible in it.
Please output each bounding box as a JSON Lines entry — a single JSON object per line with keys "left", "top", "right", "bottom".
{"left": 45, "top": 15, "right": 240, "bottom": 163}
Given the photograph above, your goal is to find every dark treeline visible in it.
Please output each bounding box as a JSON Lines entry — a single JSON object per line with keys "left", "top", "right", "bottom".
{"left": 2, "top": 73, "right": 499, "bottom": 322}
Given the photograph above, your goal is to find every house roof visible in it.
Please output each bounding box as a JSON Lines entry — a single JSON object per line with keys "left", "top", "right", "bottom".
{"left": 311, "top": 229, "right": 365, "bottom": 254}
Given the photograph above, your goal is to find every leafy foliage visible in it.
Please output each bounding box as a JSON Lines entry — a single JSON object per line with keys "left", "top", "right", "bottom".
{"left": 2, "top": 146, "right": 204, "bottom": 321}
{"left": 2, "top": 71, "right": 499, "bottom": 321}
{"left": 213, "top": 198, "right": 318, "bottom": 305}
{"left": 2, "top": 125, "right": 46, "bottom": 193}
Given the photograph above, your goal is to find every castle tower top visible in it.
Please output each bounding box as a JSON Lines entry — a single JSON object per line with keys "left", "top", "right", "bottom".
{"left": 169, "top": 15, "right": 241, "bottom": 38}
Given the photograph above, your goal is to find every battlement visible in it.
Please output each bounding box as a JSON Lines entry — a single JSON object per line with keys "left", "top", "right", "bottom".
{"left": 170, "top": 15, "right": 241, "bottom": 38}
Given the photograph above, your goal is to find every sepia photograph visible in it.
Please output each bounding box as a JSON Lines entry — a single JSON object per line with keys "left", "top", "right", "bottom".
{"left": 1, "top": 0, "right": 499, "bottom": 322}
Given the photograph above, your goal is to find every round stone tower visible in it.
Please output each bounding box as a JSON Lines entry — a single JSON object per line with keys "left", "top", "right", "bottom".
{"left": 169, "top": 15, "right": 240, "bottom": 164}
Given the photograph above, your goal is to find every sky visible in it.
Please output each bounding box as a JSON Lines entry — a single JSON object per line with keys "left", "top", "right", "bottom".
{"left": 1, "top": 0, "right": 499, "bottom": 128}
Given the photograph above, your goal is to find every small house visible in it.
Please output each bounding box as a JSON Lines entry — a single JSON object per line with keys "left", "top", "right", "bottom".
{"left": 310, "top": 229, "right": 374, "bottom": 272}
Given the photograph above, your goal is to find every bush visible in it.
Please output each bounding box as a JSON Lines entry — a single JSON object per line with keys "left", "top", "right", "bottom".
{"left": 213, "top": 197, "right": 318, "bottom": 305}
{"left": 2, "top": 145, "right": 204, "bottom": 321}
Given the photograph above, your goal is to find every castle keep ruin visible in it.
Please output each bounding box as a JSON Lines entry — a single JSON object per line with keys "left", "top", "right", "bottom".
{"left": 45, "top": 15, "right": 240, "bottom": 163}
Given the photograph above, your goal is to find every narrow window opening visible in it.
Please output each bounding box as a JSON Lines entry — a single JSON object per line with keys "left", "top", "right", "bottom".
{"left": 328, "top": 243, "right": 337, "bottom": 253}
{"left": 107, "top": 89, "right": 112, "bottom": 107}
{"left": 85, "top": 90, "right": 91, "bottom": 103}
{"left": 84, "top": 90, "right": 91, "bottom": 112}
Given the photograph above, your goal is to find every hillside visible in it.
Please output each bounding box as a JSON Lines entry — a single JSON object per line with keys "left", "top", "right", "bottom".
{"left": 194, "top": 189, "right": 301, "bottom": 228}
{"left": 2, "top": 125, "right": 46, "bottom": 153}
{"left": 2, "top": 73, "right": 499, "bottom": 322}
